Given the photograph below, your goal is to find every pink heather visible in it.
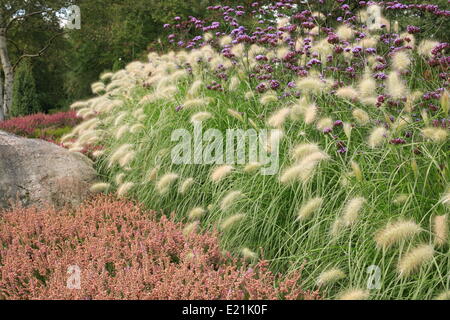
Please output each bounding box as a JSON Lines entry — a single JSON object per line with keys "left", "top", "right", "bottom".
{"left": 0, "top": 111, "right": 81, "bottom": 138}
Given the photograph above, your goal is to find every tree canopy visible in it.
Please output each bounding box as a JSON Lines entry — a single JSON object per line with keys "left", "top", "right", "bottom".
{"left": 1, "top": 0, "right": 448, "bottom": 117}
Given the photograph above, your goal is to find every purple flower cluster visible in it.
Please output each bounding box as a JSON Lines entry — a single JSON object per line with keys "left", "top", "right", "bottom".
{"left": 158, "top": 0, "right": 449, "bottom": 154}
{"left": 389, "top": 138, "right": 406, "bottom": 145}
{"left": 361, "top": 1, "right": 450, "bottom": 17}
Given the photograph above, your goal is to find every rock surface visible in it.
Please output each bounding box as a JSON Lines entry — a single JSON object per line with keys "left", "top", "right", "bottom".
{"left": 0, "top": 130, "right": 96, "bottom": 209}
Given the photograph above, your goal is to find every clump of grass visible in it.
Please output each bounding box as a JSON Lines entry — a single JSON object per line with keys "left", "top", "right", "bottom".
{"left": 65, "top": 3, "right": 449, "bottom": 300}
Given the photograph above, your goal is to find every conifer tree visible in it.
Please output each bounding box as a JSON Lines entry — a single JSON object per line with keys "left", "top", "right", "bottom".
{"left": 10, "top": 61, "right": 41, "bottom": 117}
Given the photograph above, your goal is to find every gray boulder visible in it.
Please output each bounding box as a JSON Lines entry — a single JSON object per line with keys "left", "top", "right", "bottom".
{"left": 0, "top": 130, "right": 96, "bottom": 209}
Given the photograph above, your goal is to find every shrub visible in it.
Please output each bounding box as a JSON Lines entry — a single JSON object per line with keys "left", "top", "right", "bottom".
{"left": 10, "top": 61, "right": 41, "bottom": 118}
{"left": 33, "top": 126, "right": 73, "bottom": 140}
{"left": 0, "top": 195, "right": 319, "bottom": 300}
{"left": 0, "top": 111, "right": 81, "bottom": 140}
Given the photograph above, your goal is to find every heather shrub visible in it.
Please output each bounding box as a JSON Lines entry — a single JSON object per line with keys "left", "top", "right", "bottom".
{"left": 0, "top": 111, "right": 81, "bottom": 141}
{"left": 66, "top": 1, "right": 449, "bottom": 299}
{"left": 0, "top": 195, "right": 318, "bottom": 300}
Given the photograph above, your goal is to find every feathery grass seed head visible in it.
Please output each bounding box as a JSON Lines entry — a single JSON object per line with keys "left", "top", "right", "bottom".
{"left": 397, "top": 244, "right": 434, "bottom": 278}
{"left": 117, "top": 182, "right": 134, "bottom": 197}
{"left": 368, "top": 127, "right": 388, "bottom": 148}
{"left": 342, "top": 197, "right": 366, "bottom": 227}
{"left": 297, "top": 197, "right": 323, "bottom": 221}
{"left": 352, "top": 109, "right": 370, "bottom": 125}
{"left": 220, "top": 214, "right": 245, "bottom": 231}
{"left": 267, "top": 108, "right": 291, "bottom": 128}
{"left": 338, "top": 289, "right": 370, "bottom": 300}
{"left": 374, "top": 220, "right": 422, "bottom": 249}
{"left": 211, "top": 165, "right": 234, "bottom": 183}
{"left": 90, "top": 183, "right": 111, "bottom": 193}
{"left": 191, "top": 112, "right": 213, "bottom": 123}
{"left": 156, "top": 173, "right": 179, "bottom": 194}
{"left": 220, "top": 191, "right": 244, "bottom": 211}
{"left": 292, "top": 143, "right": 320, "bottom": 160}
{"left": 178, "top": 177, "right": 194, "bottom": 194}
{"left": 421, "top": 127, "right": 448, "bottom": 143}
{"left": 241, "top": 247, "right": 258, "bottom": 260}
{"left": 336, "top": 86, "right": 358, "bottom": 100}
{"left": 188, "top": 207, "right": 207, "bottom": 220}
{"left": 434, "top": 291, "right": 450, "bottom": 300}
{"left": 433, "top": 214, "right": 448, "bottom": 247}
{"left": 244, "top": 162, "right": 262, "bottom": 173}
{"left": 392, "top": 51, "right": 411, "bottom": 71}
{"left": 183, "top": 221, "right": 199, "bottom": 236}
{"left": 393, "top": 194, "right": 409, "bottom": 205}
{"left": 350, "top": 161, "right": 363, "bottom": 182}
{"left": 386, "top": 71, "right": 407, "bottom": 99}
{"left": 316, "top": 268, "right": 346, "bottom": 286}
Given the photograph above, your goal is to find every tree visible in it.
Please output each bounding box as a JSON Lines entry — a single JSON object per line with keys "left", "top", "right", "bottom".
{"left": 0, "top": 0, "right": 75, "bottom": 120}
{"left": 10, "top": 60, "right": 40, "bottom": 117}
{"left": 63, "top": 0, "right": 162, "bottom": 100}
{"left": 63, "top": 0, "right": 227, "bottom": 101}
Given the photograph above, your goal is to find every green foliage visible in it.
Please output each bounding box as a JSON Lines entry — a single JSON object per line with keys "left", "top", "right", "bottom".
{"left": 10, "top": 61, "right": 41, "bottom": 117}
{"left": 63, "top": 0, "right": 258, "bottom": 102}
{"left": 63, "top": 0, "right": 161, "bottom": 100}
{"left": 72, "top": 29, "right": 449, "bottom": 297}
{"left": 92, "top": 80, "right": 450, "bottom": 299}
{"left": 33, "top": 126, "right": 73, "bottom": 140}
{"left": 380, "top": 0, "right": 450, "bottom": 42}
{"left": 2, "top": 1, "right": 77, "bottom": 112}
